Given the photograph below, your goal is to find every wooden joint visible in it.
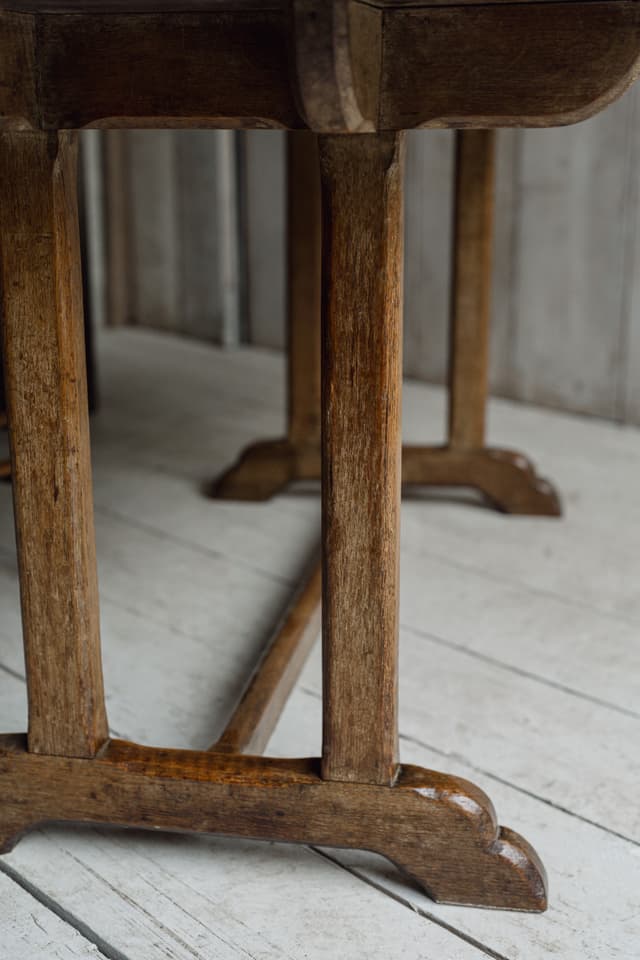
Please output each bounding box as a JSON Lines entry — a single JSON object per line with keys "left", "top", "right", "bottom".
{"left": 290, "top": 0, "right": 381, "bottom": 132}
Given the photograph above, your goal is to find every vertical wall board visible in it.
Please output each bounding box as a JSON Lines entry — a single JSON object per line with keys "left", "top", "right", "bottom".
{"left": 245, "top": 130, "right": 286, "bottom": 349}
{"left": 79, "top": 130, "right": 107, "bottom": 334}
{"left": 103, "top": 130, "right": 132, "bottom": 327}
{"left": 214, "top": 131, "right": 241, "bottom": 346}
{"left": 103, "top": 130, "right": 241, "bottom": 343}
{"left": 128, "top": 131, "right": 180, "bottom": 331}
{"left": 175, "top": 130, "right": 223, "bottom": 340}
{"left": 175, "top": 130, "right": 240, "bottom": 344}
{"left": 510, "top": 91, "right": 636, "bottom": 419}
{"left": 619, "top": 87, "right": 640, "bottom": 424}
{"left": 488, "top": 129, "right": 521, "bottom": 399}
{"left": 403, "top": 130, "right": 454, "bottom": 385}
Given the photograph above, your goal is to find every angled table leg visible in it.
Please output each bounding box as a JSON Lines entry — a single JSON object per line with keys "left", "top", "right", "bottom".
{"left": 0, "top": 130, "right": 108, "bottom": 758}
{"left": 211, "top": 129, "right": 560, "bottom": 515}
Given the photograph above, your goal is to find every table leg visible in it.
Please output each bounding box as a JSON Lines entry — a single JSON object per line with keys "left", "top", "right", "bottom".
{"left": 210, "top": 130, "right": 322, "bottom": 499}
{"left": 319, "top": 132, "right": 403, "bottom": 786}
{"left": 448, "top": 129, "right": 494, "bottom": 451}
{"left": 0, "top": 130, "right": 108, "bottom": 758}
{"left": 403, "top": 130, "right": 560, "bottom": 514}
{"left": 211, "top": 129, "right": 559, "bottom": 514}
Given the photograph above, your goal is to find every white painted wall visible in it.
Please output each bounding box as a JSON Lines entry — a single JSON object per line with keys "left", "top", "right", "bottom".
{"left": 99, "top": 130, "right": 240, "bottom": 344}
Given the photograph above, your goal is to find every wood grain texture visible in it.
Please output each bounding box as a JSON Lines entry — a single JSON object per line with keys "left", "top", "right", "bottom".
{"left": 4, "top": 0, "right": 281, "bottom": 9}
{"left": 448, "top": 130, "right": 495, "bottom": 449}
{"left": 271, "top": 687, "right": 638, "bottom": 960}
{"left": 34, "top": 10, "right": 302, "bottom": 130}
{"left": 402, "top": 446, "right": 560, "bottom": 514}
{"left": 0, "top": 130, "right": 107, "bottom": 757}
{"left": 210, "top": 560, "right": 321, "bottom": 755}
{"left": 0, "top": 735, "right": 547, "bottom": 911}
{"left": 0, "top": 11, "right": 36, "bottom": 131}
{"left": 319, "top": 133, "right": 404, "bottom": 786}
{"left": 290, "top": 0, "right": 380, "bottom": 133}
{"left": 4, "top": 332, "right": 640, "bottom": 954}
{"left": 380, "top": 1, "right": 640, "bottom": 130}
{"left": 2, "top": 3, "right": 640, "bottom": 132}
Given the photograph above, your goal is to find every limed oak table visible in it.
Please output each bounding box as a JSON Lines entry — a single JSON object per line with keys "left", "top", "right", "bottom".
{"left": 1, "top": 0, "right": 639, "bottom": 913}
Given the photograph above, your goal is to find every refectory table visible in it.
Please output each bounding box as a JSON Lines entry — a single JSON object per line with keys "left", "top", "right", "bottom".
{"left": 1, "top": 0, "right": 639, "bottom": 912}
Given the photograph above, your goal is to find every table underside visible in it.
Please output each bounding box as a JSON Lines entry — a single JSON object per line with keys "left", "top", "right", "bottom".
{"left": 1, "top": 0, "right": 640, "bottom": 131}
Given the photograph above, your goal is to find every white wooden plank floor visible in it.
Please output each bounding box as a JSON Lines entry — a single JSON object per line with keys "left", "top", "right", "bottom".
{"left": 1, "top": 328, "right": 638, "bottom": 960}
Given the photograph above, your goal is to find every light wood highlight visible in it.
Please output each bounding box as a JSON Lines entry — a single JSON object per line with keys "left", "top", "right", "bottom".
{"left": 0, "top": 130, "right": 108, "bottom": 758}
{"left": 210, "top": 561, "right": 321, "bottom": 755}
{"left": 319, "top": 132, "right": 404, "bottom": 786}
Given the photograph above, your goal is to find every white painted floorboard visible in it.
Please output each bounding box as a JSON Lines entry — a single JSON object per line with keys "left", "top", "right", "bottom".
{"left": 0, "top": 329, "right": 638, "bottom": 958}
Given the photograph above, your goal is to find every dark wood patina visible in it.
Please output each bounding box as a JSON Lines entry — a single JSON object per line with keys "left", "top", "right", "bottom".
{"left": 2, "top": 0, "right": 639, "bottom": 912}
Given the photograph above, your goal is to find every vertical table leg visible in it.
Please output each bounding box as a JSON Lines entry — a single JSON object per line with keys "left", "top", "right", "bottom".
{"left": 448, "top": 129, "right": 495, "bottom": 451}
{"left": 0, "top": 130, "right": 108, "bottom": 758}
{"left": 403, "top": 129, "right": 560, "bottom": 514}
{"left": 210, "top": 130, "right": 322, "bottom": 498}
{"left": 319, "top": 133, "right": 404, "bottom": 786}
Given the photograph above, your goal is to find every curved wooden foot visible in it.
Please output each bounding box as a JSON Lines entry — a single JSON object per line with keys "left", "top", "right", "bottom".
{"left": 209, "top": 440, "right": 560, "bottom": 515}
{"left": 402, "top": 446, "right": 561, "bottom": 516}
{"left": 207, "top": 438, "right": 319, "bottom": 501}
{"left": 0, "top": 735, "right": 546, "bottom": 911}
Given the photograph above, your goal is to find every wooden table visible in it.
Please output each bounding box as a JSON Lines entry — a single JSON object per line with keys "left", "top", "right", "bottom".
{"left": 211, "top": 127, "right": 563, "bottom": 515}
{"left": 1, "top": 0, "right": 638, "bottom": 913}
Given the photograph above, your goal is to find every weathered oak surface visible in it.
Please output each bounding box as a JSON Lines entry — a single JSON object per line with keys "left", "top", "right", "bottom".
{"left": 0, "top": 735, "right": 547, "bottom": 910}
{"left": 0, "top": 130, "right": 107, "bottom": 758}
{"left": 319, "top": 133, "right": 404, "bottom": 786}
{"left": 2, "top": 1, "right": 640, "bottom": 131}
